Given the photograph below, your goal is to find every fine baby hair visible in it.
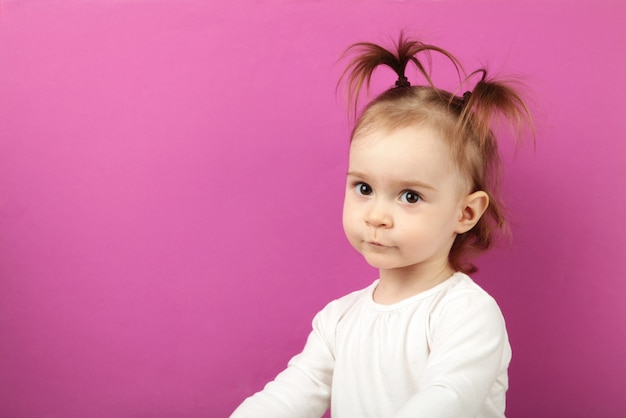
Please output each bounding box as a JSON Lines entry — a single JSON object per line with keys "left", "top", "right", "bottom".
{"left": 342, "top": 33, "right": 533, "bottom": 273}
{"left": 231, "top": 33, "right": 534, "bottom": 418}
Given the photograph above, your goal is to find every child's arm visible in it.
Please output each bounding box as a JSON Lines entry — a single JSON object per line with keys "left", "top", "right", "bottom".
{"left": 394, "top": 291, "right": 510, "bottom": 418}
{"left": 230, "top": 311, "right": 335, "bottom": 418}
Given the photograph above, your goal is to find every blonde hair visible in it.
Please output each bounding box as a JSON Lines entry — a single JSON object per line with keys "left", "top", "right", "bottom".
{"left": 340, "top": 34, "right": 533, "bottom": 273}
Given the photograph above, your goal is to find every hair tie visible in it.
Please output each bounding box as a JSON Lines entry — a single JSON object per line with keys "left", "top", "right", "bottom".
{"left": 395, "top": 76, "right": 410, "bottom": 88}
{"left": 462, "top": 90, "right": 472, "bottom": 105}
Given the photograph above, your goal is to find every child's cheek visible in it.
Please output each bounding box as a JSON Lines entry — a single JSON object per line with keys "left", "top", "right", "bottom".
{"left": 342, "top": 199, "right": 361, "bottom": 248}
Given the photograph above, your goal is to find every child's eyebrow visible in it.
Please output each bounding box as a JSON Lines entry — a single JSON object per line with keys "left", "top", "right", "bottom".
{"left": 347, "top": 171, "right": 437, "bottom": 190}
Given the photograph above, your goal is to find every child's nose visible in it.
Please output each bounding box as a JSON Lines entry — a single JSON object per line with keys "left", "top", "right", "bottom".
{"left": 365, "top": 200, "right": 393, "bottom": 228}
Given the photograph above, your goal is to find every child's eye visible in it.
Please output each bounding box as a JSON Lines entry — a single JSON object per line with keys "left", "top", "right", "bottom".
{"left": 354, "top": 182, "right": 373, "bottom": 196}
{"left": 400, "top": 190, "right": 421, "bottom": 204}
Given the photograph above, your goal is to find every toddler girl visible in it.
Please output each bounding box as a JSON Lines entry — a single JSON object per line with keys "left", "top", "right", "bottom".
{"left": 231, "top": 34, "right": 533, "bottom": 418}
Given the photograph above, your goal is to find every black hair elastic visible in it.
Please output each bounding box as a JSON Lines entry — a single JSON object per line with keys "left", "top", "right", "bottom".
{"left": 395, "top": 76, "right": 410, "bottom": 88}
{"left": 462, "top": 90, "right": 472, "bottom": 105}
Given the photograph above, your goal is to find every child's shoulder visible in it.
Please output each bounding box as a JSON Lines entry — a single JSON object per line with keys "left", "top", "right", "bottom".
{"left": 440, "top": 272, "right": 497, "bottom": 299}
{"left": 315, "top": 280, "right": 377, "bottom": 318}
{"left": 429, "top": 272, "right": 505, "bottom": 323}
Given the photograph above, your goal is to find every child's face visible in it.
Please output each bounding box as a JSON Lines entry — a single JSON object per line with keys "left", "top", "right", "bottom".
{"left": 342, "top": 125, "right": 469, "bottom": 275}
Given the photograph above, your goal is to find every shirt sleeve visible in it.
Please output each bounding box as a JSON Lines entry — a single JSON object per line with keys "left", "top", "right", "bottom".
{"left": 393, "top": 290, "right": 510, "bottom": 418}
{"left": 230, "top": 308, "right": 335, "bottom": 418}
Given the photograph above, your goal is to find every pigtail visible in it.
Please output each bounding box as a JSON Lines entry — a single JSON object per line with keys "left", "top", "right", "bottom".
{"left": 459, "top": 70, "right": 534, "bottom": 148}
{"left": 450, "top": 71, "right": 535, "bottom": 273}
{"left": 339, "top": 33, "right": 464, "bottom": 117}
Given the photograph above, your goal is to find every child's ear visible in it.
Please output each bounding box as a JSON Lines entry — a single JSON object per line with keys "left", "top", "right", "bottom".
{"left": 456, "top": 191, "right": 489, "bottom": 234}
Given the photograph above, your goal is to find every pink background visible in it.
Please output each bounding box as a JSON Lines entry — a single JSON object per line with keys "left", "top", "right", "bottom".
{"left": 1, "top": 1, "right": 625, "bottom": 417}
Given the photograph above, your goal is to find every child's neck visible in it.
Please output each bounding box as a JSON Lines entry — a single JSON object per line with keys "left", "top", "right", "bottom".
{"left": 373, "top": 264, "right": 455, "bottom": 305}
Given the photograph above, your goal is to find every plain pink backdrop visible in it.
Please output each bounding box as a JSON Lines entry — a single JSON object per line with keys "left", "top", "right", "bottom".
{"left": 1, "top": 1, "right": 625, "bottom": 417}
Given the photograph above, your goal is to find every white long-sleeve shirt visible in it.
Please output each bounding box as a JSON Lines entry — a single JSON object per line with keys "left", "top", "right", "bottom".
{"left": 231, "top": 272, "right": 511, "bottom": 418}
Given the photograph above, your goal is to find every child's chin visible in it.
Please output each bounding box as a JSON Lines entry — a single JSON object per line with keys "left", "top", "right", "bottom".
{"left": 362, "top": 255, "right": 399, "bottom": 270}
